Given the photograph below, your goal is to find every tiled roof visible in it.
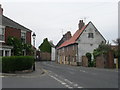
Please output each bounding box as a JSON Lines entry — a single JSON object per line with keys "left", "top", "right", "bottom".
{"left": 58, "top": 25, "right": 87, "bottom": 49}
{"left": 1, "top": 15, "right": 32, "bottom": 32}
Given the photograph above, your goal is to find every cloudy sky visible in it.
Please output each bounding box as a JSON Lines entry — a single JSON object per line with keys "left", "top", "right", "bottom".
{"left": 1, "top": 0, "right": 119, "bottom": 48}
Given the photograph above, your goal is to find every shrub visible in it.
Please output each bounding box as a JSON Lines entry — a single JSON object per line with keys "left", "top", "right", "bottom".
{"left": 2, "top": 56, "right": 34, "bottom": 73}
{"left": 86, "top": 52, "right": 92, "bottom": 67}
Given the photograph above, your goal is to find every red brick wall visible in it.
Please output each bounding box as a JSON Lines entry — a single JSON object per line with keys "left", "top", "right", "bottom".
{"left": 5, "top": 26, "right": 21, "bottom": 43}
{"left": 96, "top": 55, "right": 105, "bottom": 68}
{"left": 26, "top": 31, "right": 31, "bottom": 44}
{"left": 5, "top": 26, "right": 31, "bottom": 45}
{"left": 40, "top": 52, "right": 51, "bottom": 61}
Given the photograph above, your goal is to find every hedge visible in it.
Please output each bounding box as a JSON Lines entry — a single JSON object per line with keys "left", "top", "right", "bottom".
{"left": 2, "top": 56, "right": 34, "bottom": 73}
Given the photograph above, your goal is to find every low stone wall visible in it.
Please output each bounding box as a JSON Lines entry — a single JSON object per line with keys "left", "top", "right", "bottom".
{"left": 40, "top": 52, "right": 51, "bottom": 61}
{"left": 96, "top": 55, "right": 105, "bottom": 68}
{"left": 82, "top": 56, "right": 88, "bottom": 67}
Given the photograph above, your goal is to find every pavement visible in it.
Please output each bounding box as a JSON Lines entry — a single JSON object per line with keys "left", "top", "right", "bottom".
{"left": 1, "top": 62, "right": 45, "bottom": 77}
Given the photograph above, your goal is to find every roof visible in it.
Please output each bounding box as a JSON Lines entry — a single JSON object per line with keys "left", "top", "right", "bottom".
{"left": 1, "top": 15, "right": 32, "bottom": 32}
{"left": 58, "top": 24, "right": 88, "bottom": 49}
{"left": 55, "top": 31, "right": 72, "bottom": 48}
{"left": 49, "top": 41, "right": 55, "bottom": 47}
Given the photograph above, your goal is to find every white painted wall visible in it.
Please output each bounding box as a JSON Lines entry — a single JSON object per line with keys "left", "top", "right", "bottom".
{"left": 77, "top": 22, "right": 106, "bottom": 62}
{"left": 51, "top": 47, "right": 55, "bottom": 61}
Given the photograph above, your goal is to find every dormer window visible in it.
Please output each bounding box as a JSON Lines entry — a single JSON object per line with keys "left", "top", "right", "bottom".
{"left": 0, "top": 27, "right": 5, "bottom": 42}
{"left": 88, "top": 33, "right": 94, "bottom": 38}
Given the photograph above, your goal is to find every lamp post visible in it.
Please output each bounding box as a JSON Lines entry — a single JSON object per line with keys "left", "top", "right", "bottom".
{"left": 32, "top": 32, "right": 36, "bottom": 47}
{"left": 32, "top": 32, "right": 36, "bottom": 71}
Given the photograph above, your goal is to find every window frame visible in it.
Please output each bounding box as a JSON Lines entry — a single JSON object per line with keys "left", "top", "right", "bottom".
{"left": 0, "top": 26, "right": 5, "bottom": 42}
{"left": 21, "top": 30, "right": 26, "bottom": 43}
{"left": 88, "top": 33, "right": 94, "bottom": 38}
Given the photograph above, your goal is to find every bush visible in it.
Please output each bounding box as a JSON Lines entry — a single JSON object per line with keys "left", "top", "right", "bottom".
{"left": 86, "top": 52, "right": 92, "bottom": 67}
{"left": 2, "top": 56, "right": 34, "bottom": 73}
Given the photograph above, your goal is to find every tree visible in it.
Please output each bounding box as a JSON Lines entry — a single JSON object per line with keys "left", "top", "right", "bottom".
{"left": 7, "top": 36, "right": 33, "bottom": 56}
{"left": 7, "top": 36, "right": 23, "bottom": 56}
{"left": 113, "top": 38, "right": 120, "bottom": 57}
{"left": 93, "top": 42, "right": 111, "bottom": 59}
{"left": 39, "top": 38, "right": 51, "bottom": 53}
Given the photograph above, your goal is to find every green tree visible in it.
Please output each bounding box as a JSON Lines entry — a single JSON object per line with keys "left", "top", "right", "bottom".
{"left": 6, "top": 36, "right": 33, "bottom": 56}
{"left": 86, "top": 52, "right": 92, "bottom": 67}
{"left": 113, "top": 38, "right": 120, "bottom": 58}
{"left": 93, "top": 42, "right": 111, "bottom": 59}
{"left": 7, "top": 36, "right": 23, "bottom": 56}
{"left": 39, "top": 38, "right": 51, "bottom": 53}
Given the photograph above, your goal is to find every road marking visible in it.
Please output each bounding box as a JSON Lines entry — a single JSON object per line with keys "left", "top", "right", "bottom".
{"left": 64, "top": 79, "right": 73, "bottom": 84}
{"left": 45, "top": 67, "right": 83, "bottom": 88}
{"left": 78, "top": 86, "right": 83, "bottom": 88}
{"left": 74, "top": 84, "right": 78, "bottom": 87}
{"left": 0, "top": 76, "right": 4, "bottom": 77}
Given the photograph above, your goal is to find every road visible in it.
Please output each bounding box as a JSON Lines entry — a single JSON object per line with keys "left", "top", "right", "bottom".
{"left": 2, "top": 61, "right": 118, "bottom": 88}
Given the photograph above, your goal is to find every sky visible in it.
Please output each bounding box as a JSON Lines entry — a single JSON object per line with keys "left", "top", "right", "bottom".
{"left": 0, "top": 0, "right": 119, "bottom": 49}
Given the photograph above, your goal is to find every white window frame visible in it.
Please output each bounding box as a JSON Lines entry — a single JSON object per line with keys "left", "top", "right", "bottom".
{"left": 0, "top": 25, "right": 5, "bottom": 43}
{"left": 21, "top": 30, "right": 26, "bottom": 43}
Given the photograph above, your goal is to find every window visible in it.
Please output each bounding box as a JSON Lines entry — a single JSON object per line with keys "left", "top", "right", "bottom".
{"left": 5, "top": 51, "right": 9, "bottom": 56}
{"left": 88, "top": 33, "right": 94, "bottom": 38}
{"left": 0, "top": 28, "right": 5, "bottom": 42}
{"left": 0, "top": 50, "right": 3, "bottom": 56}
{"left": 73, "top": 45, "right": 74, "bottom": 50}
{"left": 67, "top": 47, "right": 68, "bottom": 51}
{"left": 21, "top": 31, "right": 26, "bottom": 43}
{"left": 62, "top": 48, "right": 64, "bottom": 52}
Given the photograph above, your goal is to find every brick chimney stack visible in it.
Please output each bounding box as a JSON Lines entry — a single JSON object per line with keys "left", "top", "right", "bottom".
{"left": 0, "top": 4, "right": 3, "bottom": 15}
{"left": 63, "top": 31, "right": 72, "bottom": 41}
{"left": 78, "top": 20, "right": 85, "bottom": 30}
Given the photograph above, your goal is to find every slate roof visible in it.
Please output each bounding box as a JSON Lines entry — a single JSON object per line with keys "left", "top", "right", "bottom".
{"left": 1, "top": 15, "right": 32, "bottom": 32}
{"left": 58, "top": 25, "right": 88, "bottom": 49}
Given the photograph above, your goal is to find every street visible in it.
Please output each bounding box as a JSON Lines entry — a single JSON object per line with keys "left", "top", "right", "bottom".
{"left": 2, "top": 61, "right": 118, "bottom": 88}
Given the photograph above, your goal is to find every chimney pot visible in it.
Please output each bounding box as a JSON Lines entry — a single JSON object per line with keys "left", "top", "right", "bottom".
{"left": 0, "top": 4, "right": 3, "bottom": 15}
{"left": 78, "top": 20, "right": 85, "bottom": 30}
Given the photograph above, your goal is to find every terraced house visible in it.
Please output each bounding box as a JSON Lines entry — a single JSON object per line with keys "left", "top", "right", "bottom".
{"left": 57, "top": 20, "right": 106, "bottom": 65}
{"left": 0, "top": 5, "right": 32, "bottom": 56}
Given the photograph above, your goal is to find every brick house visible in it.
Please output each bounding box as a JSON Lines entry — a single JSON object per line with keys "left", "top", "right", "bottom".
{"left": 0, "top": 5, "right": 32, "bottom": 56}
{"left": 57, "top": 20, "right": 106, "bottom": 65}
{"left": 55, "top": 31, "right": 72, "bottom": 63}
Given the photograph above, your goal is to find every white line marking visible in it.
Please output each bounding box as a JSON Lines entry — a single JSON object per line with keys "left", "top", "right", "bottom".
{"left": 64, "top": 79, "right": 73, "bottom": 84}
{"left": 74, "top": 84, "right": 78, "bottom": 87}
{"left": 78, "top": 86, "right": 83, "bottom": 88}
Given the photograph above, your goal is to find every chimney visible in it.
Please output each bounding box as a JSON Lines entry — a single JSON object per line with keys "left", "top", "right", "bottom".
{"left": 63, "top": 31, "right": 72, "bottom": 41}
{"left": 78, "top": 20, "right": 85, "bottom": 30}
{"left": 0, "top": 4, "right": 3, "bottom": 15}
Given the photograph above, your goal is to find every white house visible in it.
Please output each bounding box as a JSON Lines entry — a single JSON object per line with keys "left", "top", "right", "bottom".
{"left": 76, "top": 21, "right": 106, "bottom": 63}
{"left": 49, "top": 41, "right": 55, "bottom": 61}
{"left": 57, "top": 20, "right": 106, "bottom": 65}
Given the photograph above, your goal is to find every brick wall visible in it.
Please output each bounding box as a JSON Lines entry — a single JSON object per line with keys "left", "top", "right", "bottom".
{"left": 96, "top": 55, "right": 105, "bottom": 68}
{"left": 5, "top": 26, "right": 31, "bottom": 45}
{"left": 26, "top": 31, "right": 31, "bottom": 44}
{"left": 82, "top": 56, "right": 88, "bottom": 67}
{"left": 5, "top": 26, "right": 21, "bottom": 43}
{"left": 58, "top": 44, "right": 78, "bottom": 65}
{"left": 40, "top": 52, "right": 51, "bottom": 61}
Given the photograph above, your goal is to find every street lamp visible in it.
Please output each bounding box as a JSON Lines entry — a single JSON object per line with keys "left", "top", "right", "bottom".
{"left": 32, "top": 32, "right": 36, "bottom": 71}
{"left": 32, "top": 32, "right": 36, "bottom": 47}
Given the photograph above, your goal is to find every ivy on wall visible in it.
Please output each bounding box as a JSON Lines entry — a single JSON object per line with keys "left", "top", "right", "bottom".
{"left": 39, "top": 38, "right": 51, "bottom": 53}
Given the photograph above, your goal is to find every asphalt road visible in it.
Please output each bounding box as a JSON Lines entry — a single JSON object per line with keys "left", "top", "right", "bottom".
{"left": 2, "top": 61, "right": 118, "bottom": 88}
{"left": 39, "top": 61, "right": 118, "bottom": 88}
